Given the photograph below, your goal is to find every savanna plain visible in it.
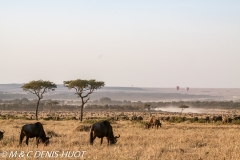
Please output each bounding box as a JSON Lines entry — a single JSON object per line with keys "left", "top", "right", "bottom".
{"left": 1, "top": 111, "right": 240, "bottom": 160}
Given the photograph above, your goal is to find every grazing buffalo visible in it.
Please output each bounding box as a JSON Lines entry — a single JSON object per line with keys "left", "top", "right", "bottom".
{"left": 90, "top": 121, "right": 120, "bottom": 145}
{"left": 19, "top": 122, "right": 52, "bottom": 146}
{"left": 0, "top": 130, "right": 4, "bottom": 140}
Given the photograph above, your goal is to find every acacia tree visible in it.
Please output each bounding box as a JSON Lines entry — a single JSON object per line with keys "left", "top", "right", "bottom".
{"left": 21, "top": 80, "right": 57, "bottom": 120}
{"left": 144, "top": 103, "right": 151, "bottom": 111}
{"left": 63, "top": 79, "right": 105, "bottom": 121}
{"left": 179, "top": 105, "right": 189, "bottom": 114}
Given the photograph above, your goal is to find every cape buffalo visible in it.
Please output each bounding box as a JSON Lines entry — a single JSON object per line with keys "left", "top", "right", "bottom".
{"left": 19, "top": 122, "right": 52, "bottom": 146}
{"left": 0, "top": 130, "right": 4, "bottom": 140}
{"left": 90, "top": 121, "right": 120, "bottom": 145}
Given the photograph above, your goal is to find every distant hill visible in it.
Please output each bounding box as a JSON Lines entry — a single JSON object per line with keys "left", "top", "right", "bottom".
{"left": 0, "top": 84, "right": 145, "bottom": 93}
{"left": 0, "top": 84, "right": 239, "bottom": 101}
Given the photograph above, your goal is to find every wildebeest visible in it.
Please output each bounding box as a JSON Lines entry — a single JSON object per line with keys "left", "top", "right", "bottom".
{"left": 205, "top": 116, "right": 210, "bottom": 123}
{"left": 19, "top": 122, "right": 52, "bottom": 146}
{"left": 212, "top": 116, "right": 222, "bottom": 122}
{"left": 193, "top": 117, "right": 198, "bottom": 122}
{"left": 154, "top": 119, "right": 161, "bottom": 129}
{"left": 222, "top": 117, "right": 232, "bottom": 124}
{"left": 0, "top": 130, "right": 4, "bottom": 140}
{"left": 147, "top": 117, "right": 161, "bottom": 129}
{"left": 137, "top": 116, "right": 143, "bottom": 120}
{"left": 233, "top": 116, "right": 240, "bottom": 120}
{"left": 147, "top": 117, "right": 155, "bottom": 129}
{"left": 131, "top": 115, "right": 137, "bottom": 120}
{"left": 90, "top": 121, "right": 120, "bottom": 145}
{"left": 162, "top": 116, "right": 170, "bottom": 121}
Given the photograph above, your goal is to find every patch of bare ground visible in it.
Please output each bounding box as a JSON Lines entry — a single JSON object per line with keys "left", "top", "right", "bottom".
{"left": 0, "top": 119, "right": 240, "bottom": 160}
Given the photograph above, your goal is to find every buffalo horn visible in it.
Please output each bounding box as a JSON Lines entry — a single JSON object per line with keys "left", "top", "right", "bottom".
{"left": 115, "top": 134, "right": 120, "bottom": 138}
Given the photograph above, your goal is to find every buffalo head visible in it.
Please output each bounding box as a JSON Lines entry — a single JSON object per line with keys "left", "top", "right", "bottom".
{"left": 112, "top": 134, "right": 120, "bottom": 144}
{"left": 44, "top": 135, "right": 52, "bottom": 146}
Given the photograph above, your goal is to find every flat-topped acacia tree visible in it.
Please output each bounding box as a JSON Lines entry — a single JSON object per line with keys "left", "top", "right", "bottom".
{"left": 63, "top": 79, "right": 105, "bottom": 121}
{"left": 21, "top": 80, "right": 57, "bottom": 120}
{"left": 179, "top": 105, "right": 189, "bottom": 114}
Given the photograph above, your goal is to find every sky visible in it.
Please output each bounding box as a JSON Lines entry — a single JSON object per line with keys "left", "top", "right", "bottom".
{"left": 0, "top": 1, "right": 239, "bottom": 88}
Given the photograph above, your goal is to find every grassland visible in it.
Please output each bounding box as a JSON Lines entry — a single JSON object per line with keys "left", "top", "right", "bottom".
{"left": 1, "top": 115, "right": 240, "bottom": 160}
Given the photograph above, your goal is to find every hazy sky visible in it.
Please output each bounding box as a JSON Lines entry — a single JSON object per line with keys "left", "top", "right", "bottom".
{"left": 0, "top": 1, "right": 239, "bottom": 88}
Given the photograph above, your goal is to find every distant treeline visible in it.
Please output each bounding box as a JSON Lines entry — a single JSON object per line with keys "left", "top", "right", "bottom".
{"left": 0, "top": 91, "right": 214, "bottom": 102}
{"left": 86, "top": 97, "right": 240, "bottom": 110}
{"left": 0, "top": 97, "right": 239, "bottom": 111}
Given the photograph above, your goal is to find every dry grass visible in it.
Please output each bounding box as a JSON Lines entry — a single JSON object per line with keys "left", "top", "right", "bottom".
{"left": 0, "top": 118, "right": 240, "bottom": 160}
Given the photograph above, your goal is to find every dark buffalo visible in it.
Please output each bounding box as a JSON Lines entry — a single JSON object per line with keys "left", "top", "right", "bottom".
{"left": 0, "top": 130, "right": 4, "bottom": 140}
{"left": 19, "top": 122, "right": 52, "bottom": 146}
{"left": 90, "top": 121, "right": 120, "bottom": 145}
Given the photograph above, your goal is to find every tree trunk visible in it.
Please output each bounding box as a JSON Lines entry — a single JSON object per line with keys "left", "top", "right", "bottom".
{"left": 36, "top": 98, "right": 41, "bottom": 120}
{"left": 80, "top": 97, "right": 84, "bottom": 122}
{"left": 80, "top": 105, "right": 84, "bottom": 122}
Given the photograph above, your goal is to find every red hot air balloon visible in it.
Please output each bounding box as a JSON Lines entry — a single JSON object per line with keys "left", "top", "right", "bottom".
{"left": 185, "top": 87, "right": 189, "bottom": 91}
{"left": 176, "top": 86, "right": 180, "bottom": 91}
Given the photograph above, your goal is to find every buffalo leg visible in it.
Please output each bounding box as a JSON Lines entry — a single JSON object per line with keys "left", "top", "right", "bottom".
{"left": 26, "top": 137, "right": 29, "bottom": 145}
{"left": 101, "top": 138, "right": 103, "bottom": 144}
{"left": 90, "top": 135, "right": 96, "bottom": 145}
{"left": 19, "top": 133, "right": 25, "bottom": 145}
{"left": 36, "top": 137, "right": 40, "bottom": 147}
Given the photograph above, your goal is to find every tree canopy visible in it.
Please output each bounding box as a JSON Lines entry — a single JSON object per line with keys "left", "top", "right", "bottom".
{"left": 63, "top": 79, "right": 105, "bottom": 121}
{"left": 22, "top": 80, "right": 57, "bottom": 99}
{"left": 179, "top": 105, "right": 189, "bottom": 113}
{"left": 21, "top": 80, "right": 57, "bottom": 120}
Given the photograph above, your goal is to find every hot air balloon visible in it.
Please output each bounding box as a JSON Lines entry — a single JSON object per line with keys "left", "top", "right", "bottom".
{"left": 176, "top": 86, "right": 180, "bottom": 91}
{"left": 185, "top": 87, "right": 189, "bottom": 91}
